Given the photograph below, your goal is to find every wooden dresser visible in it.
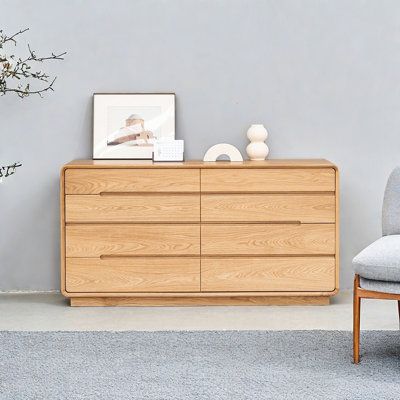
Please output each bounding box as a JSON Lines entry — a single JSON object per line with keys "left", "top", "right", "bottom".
{"left": 61, "top": 159, "right": 339, "bottom": 306}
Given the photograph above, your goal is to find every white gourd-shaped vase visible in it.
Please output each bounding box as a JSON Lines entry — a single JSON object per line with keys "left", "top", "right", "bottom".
{"left": 246, "top": 124, "right": 269, "bottom": 160}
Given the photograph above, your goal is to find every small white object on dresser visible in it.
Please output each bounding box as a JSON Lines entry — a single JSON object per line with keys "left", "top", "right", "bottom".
{"left": 153, "top": 139, "right": 184, "bottom": 161}
{"left": 203, "top": 143, "right": 243, "bottom": 162}
{"left": 246, "top": 124, "right": 269, "bottom": 160}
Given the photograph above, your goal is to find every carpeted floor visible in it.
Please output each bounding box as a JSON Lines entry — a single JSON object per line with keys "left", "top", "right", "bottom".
{"left": 0, "top": 331, "right": 399, "bottom": 399}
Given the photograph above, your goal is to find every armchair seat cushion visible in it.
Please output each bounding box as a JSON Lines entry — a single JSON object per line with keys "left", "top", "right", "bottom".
{"left": 353, "top": 235, "right": 400, "bottom": 282}
{"left": 360, "top": 277, "right": 400, "bottom": 294}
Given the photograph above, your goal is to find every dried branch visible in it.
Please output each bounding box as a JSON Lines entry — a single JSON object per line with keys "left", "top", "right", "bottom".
{"left": 27, "top": 44, "right": 66, "bottom": 62}
{"left": 1, "top": 28, "right": 65, "bottom": 181}
{"left": 0, "top": 162, "right": 22, "bottom": 181}
{"left": 0, "top": 28, "right": 29, "bottom": 47}
{"left": 3, "top": 77, "right": 57, "bottom": 98}
{"left": 0, "top": 27, "right": 66, "bottom": 98}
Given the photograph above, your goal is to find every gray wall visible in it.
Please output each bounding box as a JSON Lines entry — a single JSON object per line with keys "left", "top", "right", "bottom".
{"left": 1, "top": 0, "right": 399, "bottom": 291}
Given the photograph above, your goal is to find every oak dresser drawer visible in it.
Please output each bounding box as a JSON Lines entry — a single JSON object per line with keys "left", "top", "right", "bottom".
{"left": 65, "top": 169, "right": 199, "bottom": 194}
{"left": 201, "top": 224, "right": 335, "bottom": 255}
{"left": 201, "top": 168, "right": 335, "bottom": 192}
{"left": 201, "top": 257, "right": 335, "bottom": 292}
{"left": 66, "top": 224, "right": 200, "bottom": 257}
{"left": 65, "top": 194, "right": 200, "bottom": 223}
{"left": 201, "top": 194, "right": 335, "bottom": 223}
{"left": 66, "top": 257, "right": 200, "bottom": 293}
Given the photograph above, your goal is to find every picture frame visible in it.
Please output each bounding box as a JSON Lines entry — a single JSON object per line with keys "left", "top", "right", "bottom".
{"left": 93, "top": 93, "right": 175, "bottom": 159}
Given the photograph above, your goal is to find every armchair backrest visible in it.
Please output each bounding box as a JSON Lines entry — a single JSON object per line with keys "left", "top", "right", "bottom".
{"left": 382, "top": 167, "right": 400, "bottom": 236}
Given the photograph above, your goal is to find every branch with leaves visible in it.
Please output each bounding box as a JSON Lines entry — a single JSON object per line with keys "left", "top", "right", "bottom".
{"left": 0, "top": 28, "right": 66, "bottom": 98}
{"left": 1, "top": 28, "right": 65, "bottom": 182}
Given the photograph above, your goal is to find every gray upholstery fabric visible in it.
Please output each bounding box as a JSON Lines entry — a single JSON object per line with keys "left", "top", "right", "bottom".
{"left": 353, "top": 167, "right": 400, "bottom": 290}
{"left": 360, "top": 276, "right": 400, "bottom": 294}
{"left": 382, "top": 166, "right": 400, "bottom": 236}
{"left": 353, "top": 235, "right": 400, "bottom": 281}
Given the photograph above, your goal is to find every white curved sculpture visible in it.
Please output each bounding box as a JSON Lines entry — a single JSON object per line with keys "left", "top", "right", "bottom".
{"left": 203, "top": 143, "right": 243, "bottom": 162}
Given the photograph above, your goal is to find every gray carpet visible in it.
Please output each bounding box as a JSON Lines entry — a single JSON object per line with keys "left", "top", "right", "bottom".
{"left": 0, "top": 331, "right": 399, "bottom": 400}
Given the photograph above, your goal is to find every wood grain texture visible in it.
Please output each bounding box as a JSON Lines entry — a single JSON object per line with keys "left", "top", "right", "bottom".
{"left": 60, "top": 160, "right": 339, "bottom": 305}
{"left": 335, "top": 167, "right": 340, "bottom": 290}
{"left": 70, "top": 296, "right": 330, "bottom": 306}
{"left": 201, "top": 168, "right": 336, "bottom": 192}
{"left": 66, "top": 194, "right": 200, "bottom": 223}
{"left": 201, "top": 257, "right": 335, "bottom": 292}
{"left": 66, "top": 257, "right": 200, "bottom": 293}
{"left": 201, "top": 224, "right": 335, "bottom": 255}
{"left": 201, "top": 194, "right": 335, "bottom": 223}
{"left": 66, "top": 224, "right": 200, "bottom": 257}
{"left": 65, "top": 169, "right": 199, "bottom": 194}
{"left": 60, "top": 167, "right": 66, "bottom": 296}
{"left": 65, "top": 159, "right": 337, "bottom": 169}
{"left": 66, "top": 289, "right": 337, "bottom": 298}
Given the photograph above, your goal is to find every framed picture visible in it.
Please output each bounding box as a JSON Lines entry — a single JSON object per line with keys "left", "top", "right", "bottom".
{"left": 93, "top": 93, "right": 175, "bottom": 159}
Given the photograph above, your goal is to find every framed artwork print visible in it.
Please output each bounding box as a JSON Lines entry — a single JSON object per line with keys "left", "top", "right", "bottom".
{"left": 93, "top": 93, "right": 175, "bottom": 159}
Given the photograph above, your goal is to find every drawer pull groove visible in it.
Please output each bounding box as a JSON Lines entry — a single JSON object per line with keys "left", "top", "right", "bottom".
{"left": 99, "top": 254, "right": 199, "bottom": 259}
{"left": 99, "top": 191, "right": 199, "bottom": 196}
{"left": 202, "top": 221, "right": 302, "bottom": 225}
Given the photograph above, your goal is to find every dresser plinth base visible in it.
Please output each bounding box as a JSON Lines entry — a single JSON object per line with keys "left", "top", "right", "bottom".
{"left": 70, "top": 296, "right": 330, "bottom": 307}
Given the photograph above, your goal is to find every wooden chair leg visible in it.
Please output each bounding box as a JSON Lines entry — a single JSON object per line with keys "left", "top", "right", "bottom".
{"left": 353, "top": 275, "right": 361, "bottom": 364}
{"left": 398, "top": 300, "right": 400, "bottom": 329}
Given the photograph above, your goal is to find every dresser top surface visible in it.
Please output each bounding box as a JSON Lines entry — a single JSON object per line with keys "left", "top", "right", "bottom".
{"left": 64, "top": 159, "right": 337, "bottom": 169}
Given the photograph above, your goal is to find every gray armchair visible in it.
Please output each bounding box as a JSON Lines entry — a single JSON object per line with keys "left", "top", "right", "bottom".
{"left": 353, "top": 167, "right": 400, "bottom": 363}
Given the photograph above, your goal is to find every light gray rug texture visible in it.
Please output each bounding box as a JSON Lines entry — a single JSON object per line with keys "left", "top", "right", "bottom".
{"left": 0, "top": 331, "right": 399, "bottom": 400}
